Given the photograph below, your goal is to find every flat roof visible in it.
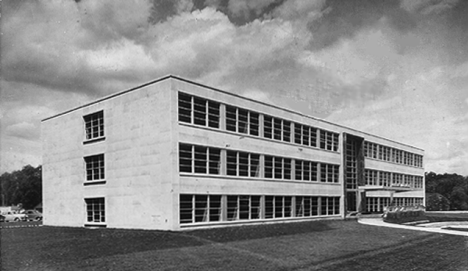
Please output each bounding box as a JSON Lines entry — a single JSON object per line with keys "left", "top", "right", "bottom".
{"left": 42, "top": 74, "right": 424, "bottom": 151}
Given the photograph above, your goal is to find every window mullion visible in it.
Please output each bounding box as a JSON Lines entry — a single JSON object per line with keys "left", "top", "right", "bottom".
{"left": 206, "top": 148, "right": 210, "bottom": 174}
{"left": 247, "top": 153, "right": 251, "bottom": 177}
{"left": 235, "top": 108, "right": 239, "bottom": 133}
{"left": 190, "top": 96, "right": 194, "bottom": 124}
{"left": 191, "top": 145, "right": 195, "bottom": 173}
{"left": 281, "top": 158, "right": 284, "bottom": 179}
{"left": 205, "top": 100, "right": 208, "bottom": 126}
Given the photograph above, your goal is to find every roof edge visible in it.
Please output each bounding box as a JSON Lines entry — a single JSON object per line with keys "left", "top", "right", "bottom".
{"left": 41, "top": 74, "right": 424, "bottom": 152}
{"left": 41, "top": 75, "right": 175, "bottom": 122}
{"left": 169, "top": 76, "right": 424, "bottom": 152}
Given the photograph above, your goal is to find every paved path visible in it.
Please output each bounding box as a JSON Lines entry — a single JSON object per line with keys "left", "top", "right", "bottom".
{"left": 358, "top": 217, "right": 468, "bottom": 237}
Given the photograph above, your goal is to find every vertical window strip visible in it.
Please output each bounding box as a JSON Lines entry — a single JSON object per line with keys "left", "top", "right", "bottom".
{"left": 207, "top": 101, "right": 220, "bottom": 128}
{"left": 250, "top": 112, "right": 259, "bottom": 136}
{"left": 226, "top": 105, "right": 237, "bottom": 132}
{"left": 264, "top": 115, "right": 273, "bottom": 139}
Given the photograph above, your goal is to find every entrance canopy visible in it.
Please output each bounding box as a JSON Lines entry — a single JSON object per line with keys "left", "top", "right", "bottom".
{"left": 358, "top": 185, "right": 414, "bottom": 193}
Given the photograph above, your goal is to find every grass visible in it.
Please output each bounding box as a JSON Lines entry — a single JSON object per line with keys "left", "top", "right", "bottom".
{"left": 426, "top": 212, "right": 468, "bottom": 222}
{"left": 1, "top": 219, "right": 467, "bottom": 271}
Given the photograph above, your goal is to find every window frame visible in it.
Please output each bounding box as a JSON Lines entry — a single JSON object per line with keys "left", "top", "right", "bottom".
{"left": 179, "top": 143, "right": 221, "bottom": 175}
{"left": 178, "top": 92, "right": 220, "bottom": 129}
{"left": 83, "top": 111, "right": 105, "bottom": 143}
{"left": 84, "top": 154, "right": 105, "bottom": 184}
{"left": 85, "top": 197, "right": 106, "bottom": 225}
{"left": 264, "top": 155, "right": 291, "bottom": 180}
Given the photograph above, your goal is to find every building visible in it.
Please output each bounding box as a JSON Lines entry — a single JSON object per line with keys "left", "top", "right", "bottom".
{"left": 42, "top": 75, "right": 425, "bottom": 230}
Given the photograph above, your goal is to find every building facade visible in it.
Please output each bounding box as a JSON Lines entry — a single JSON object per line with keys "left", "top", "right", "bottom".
{"left": 42, "top": 75, "right": 425, "bottom": 230}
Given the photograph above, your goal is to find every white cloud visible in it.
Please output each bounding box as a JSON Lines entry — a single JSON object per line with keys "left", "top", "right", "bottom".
{"left": 1, "top": 0, "right": 468, "bottom": 176}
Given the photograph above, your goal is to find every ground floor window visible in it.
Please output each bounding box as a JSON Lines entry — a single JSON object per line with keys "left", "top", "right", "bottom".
{"left": 265, "top": 196, "right": 293, "bottom": 218}
{"left": 365, "top": 197, "right": 424, "bottom": 213}
{"left": 295, "top": 196, "right": 320, "bottom": 217}
{"left": 180, "top": 194, "right": 340, "bottom": 224}
{"left": 85, "top": 198, "right": 105, "bottom": 223}
{"left": 180, "top": 194, "right": 222, "bottom": 223}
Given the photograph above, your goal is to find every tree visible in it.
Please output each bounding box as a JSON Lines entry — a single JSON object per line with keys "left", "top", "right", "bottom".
{"left": 426, "top": 193, "right": 450, "bottom": 211}
{"left": 0, "top": 165, "right": 42, "bottom": 209}
{"left": 450, "top": 187, "right": 468, "bottom": 210}
{"left": 425, "top": 172, "right": 468, "bottom": 210}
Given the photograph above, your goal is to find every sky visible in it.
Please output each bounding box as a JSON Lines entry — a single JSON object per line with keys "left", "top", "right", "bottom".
{"left": 1, "top": 0, "right": 468, "bottom": 175}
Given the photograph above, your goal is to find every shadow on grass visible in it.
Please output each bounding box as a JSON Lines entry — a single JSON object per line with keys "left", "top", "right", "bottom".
{"left": 186, "top": 220, "right": 335, "bottom": 242}
{"left": 1, "top": 226, "right": 208, "bottom": 267}
{"left": 1, "top": 219, "right": 335, "bottom": 268}
{"left": 315, "top": 234, "right": 467, "bottom": 271}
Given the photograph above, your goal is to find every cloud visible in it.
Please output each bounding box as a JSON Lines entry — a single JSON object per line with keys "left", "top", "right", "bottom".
{"left": 77, "top": 0, "right": 152, "bottom": 43}
{"left": 5, "top": 122, "right": 38, "bottom": 140}
{"left": 228, "top": 0, "right": 277, "bottom": 20}
{"left": 1, "top": 135, "right": 42, "bottom": 173}
{"left": 241, "top": 88, "right": 273, "bottom": 104}
{"left": 271, "top": 0, "right": 327, "bottom": 21}
{"left": 400, "top": 0, "right": 460, "bottom": 15}
{"left": 1, "top": 0, "right": 468, "bottom": 176}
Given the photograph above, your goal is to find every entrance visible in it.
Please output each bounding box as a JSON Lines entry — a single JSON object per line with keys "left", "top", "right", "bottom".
{"left": 344, "top": 134, "right": 364, "bottom": 213}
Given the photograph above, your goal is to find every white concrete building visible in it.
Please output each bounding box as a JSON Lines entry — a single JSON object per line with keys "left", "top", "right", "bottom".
{"left": 42, "top": 75, "right": 425, "bottom": 230}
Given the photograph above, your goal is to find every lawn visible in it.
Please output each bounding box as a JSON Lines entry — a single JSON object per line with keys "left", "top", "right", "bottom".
{"left": 1, "top": 219, "right": 467, "bottom": 271}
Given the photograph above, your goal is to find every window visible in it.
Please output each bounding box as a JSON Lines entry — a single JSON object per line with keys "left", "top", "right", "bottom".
{"left": 320, "top": 197, "right": 340, "bottom": 216}
{"left": 319, "top": 130, "right": 339, "bottom": 151}
{"left": 294, "top": 123, "right": 317, "bottom": 147}
{"left": 295, "top": 196, "right": 320, "bottom": 217}
{"left": 264, "top": 115, "right": 290, "bottom": 143}
{"left": 193, "top": 97, "right": 207, "bottom": 126}
{"left": 226, "top": 106, "right": 260, "bottom": 136}
{"left": 320, "top": 163, "right": 339, "bottom": 183}
{"left": 178, "top": 93, "right": 192, "bottom": 123}
{"left": 179, "top": 194, "right": 342, "bottom": 226}
{"left": 227, "top": 151, "right": 260, "bottom": 177}
{"left": 178, "top": 92, "right": 220, "bottom": 128}
{"left": 85, "top": 198, "right": 105, "bottom": 223}
{"left": 264, "top": 156, "right": 291, "bottom": 180}
{"left": 366, "top": 197, "right": 379, "bottom": 213}
{"left": 179, "top": 195, "right": 222, "bottom": 224}
{"left": 84, "top": 111, "right": 104, "bottom": 140}
{"left": 265, "top": 196, "right": 292, "bottom": 219}
{"left": 227, "top": 196, "right": 238, "bottom": 221}
{"left": 84, "top": 154, "right": 105, "bottom": 181}
{"left": 226, "top": 195, "right": 261, "bottom": 221}
{"left": 295, "top": 160, "right": 318, "bottom": 181}
{"left": 179, "top": 144, "right": 221, "bottom": 174}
